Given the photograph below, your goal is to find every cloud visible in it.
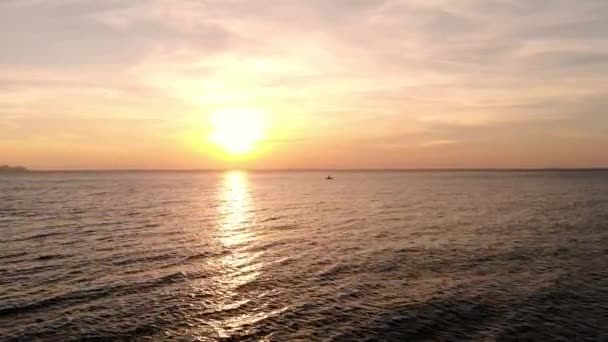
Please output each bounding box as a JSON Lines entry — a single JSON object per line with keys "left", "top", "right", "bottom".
{"left": 0, "top": 0, "right": 236, "bottom": 66}
{"left": 420, "top": 140, "right": 458, "bottom": 148}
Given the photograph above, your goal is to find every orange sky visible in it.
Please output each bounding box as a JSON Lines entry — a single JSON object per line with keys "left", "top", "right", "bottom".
{"left": 1, "top": 0, "right": 607, "bottom": 169}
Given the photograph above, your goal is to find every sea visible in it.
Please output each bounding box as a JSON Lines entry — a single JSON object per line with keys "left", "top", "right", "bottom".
{"left": 1, "top": 171, "right": 606, "bottom": 341}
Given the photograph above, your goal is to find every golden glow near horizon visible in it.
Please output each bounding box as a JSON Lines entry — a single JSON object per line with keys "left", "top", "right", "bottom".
{"left": 209, "top": 108, "right": 265, "bottom": 156}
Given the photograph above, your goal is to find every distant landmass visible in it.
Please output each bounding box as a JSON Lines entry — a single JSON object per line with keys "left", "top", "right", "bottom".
{"left": 0, "top": 165, "right": 29, "bottom": 173}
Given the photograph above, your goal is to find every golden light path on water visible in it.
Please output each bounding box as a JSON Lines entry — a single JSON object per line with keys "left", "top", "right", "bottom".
{"left": 203, "top": 171, "right": 284, "bottom": 340}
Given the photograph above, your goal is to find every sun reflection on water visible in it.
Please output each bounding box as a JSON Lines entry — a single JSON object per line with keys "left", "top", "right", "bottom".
{"left": 206, "top": 171, "right": 269, "bottom": 338}
{"left": 217, "top": 171, "right": 255, "bottom": 247}
{"left": 178, "top": 171, "right": 284, "bottom": 340}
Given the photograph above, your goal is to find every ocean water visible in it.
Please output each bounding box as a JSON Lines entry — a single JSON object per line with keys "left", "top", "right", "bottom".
{"left": 1, "top": 171, "right": 606, "bottom": 341}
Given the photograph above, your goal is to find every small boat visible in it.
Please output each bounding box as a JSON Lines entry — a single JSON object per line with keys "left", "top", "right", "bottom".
{"left": 325, "top": 175, "right": 333, "bottom": 180}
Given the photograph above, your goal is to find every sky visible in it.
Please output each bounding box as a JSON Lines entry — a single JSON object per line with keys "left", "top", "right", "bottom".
{"left": 1, "top": 0, "right": 607, "bottom": 170}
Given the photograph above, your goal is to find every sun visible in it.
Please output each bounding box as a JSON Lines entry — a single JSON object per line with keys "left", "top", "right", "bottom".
{"left": 209, "top": 107, "right": 265, "bottom": 155}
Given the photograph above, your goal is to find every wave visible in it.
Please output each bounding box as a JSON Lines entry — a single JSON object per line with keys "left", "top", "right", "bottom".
{"left": 0, "top": 252, "right": 28, "bottom": 260}
{"left": 0, "top": 271, "right": 197, "bottom": 319}
{"left": 34, "top": 254, "right": 72, "bottom": 261}
{"left": 8, "top": 231, "right": 64, "bottom": 242}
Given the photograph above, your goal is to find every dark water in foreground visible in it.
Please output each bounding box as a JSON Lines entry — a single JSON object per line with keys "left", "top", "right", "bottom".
{"left": 1, "top": 171, "right": 607, "bottom": 341}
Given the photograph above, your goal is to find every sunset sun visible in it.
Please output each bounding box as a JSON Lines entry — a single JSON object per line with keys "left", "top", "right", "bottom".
{"left": 209, "top": 107, "right": 265, "bottom": 155}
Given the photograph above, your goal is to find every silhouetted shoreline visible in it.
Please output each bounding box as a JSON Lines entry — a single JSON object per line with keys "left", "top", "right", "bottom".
{"left": 0, "top": 165, "right": 29, "bottom": 173}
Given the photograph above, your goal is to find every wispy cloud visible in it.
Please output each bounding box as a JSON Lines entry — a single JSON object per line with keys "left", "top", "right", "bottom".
{"left": 420, "top": 140, "right": 458, "bottom": 148}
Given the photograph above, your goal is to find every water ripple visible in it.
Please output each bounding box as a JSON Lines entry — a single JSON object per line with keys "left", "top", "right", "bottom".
{"left": 1, "top": 171, "right": 607, "bottom": 341}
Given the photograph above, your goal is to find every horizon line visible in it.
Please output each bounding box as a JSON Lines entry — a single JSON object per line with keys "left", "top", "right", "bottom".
{"left": 16, "top": 167, "right": 608, "bottom": 172}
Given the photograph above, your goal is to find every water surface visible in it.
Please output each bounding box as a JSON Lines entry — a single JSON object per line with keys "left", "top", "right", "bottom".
{"left": 1, "top": 171, "right": 606, "bottom": 341}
